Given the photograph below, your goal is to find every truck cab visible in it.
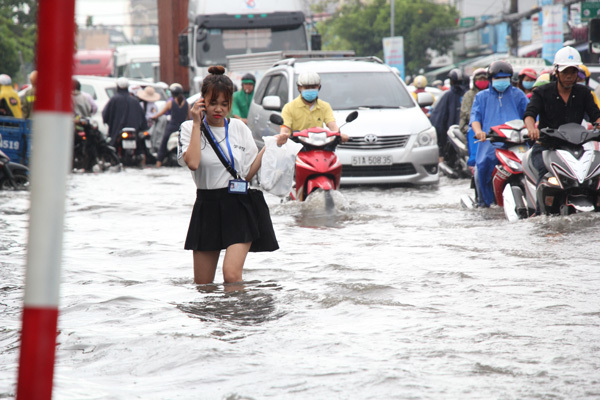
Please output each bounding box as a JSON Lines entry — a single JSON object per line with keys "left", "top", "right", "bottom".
{"left": 114, "top": 45, "right": 160, "bottom": 82}
{"left": 180, "top": 0, "right": 313, "bottom": 94}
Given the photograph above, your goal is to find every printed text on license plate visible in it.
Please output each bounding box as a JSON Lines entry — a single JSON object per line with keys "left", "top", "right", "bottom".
{"left": 351, "top": 155, "right": 393, "bottom": 166}
{"left": 122, "top": 140, "right": 137, "bottom": 149}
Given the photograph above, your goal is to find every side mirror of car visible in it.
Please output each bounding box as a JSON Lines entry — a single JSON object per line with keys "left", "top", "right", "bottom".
{"left": 262, "top": 95, "right": 282, "bottom": 111}
{"left": 269, "top": 114, "right": 284, "bottom": 126}
{"left": 416, "top": 92, "right": 434, "bottom": 108}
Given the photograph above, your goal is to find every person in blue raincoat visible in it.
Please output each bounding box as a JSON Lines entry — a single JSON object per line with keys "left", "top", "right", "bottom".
{"left": 429, "top": 68, "right": 468, "bottom": 163}
{"left": 470, "top": 60, "right": 529, "bottom": 207}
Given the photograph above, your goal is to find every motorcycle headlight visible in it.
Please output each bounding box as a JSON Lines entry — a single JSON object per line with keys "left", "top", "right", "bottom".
{"left": 548, "top": 176, "right": 560, "bottom": 186}
{"left": 415, "top": 126, "right": 437, "bottom": 147}
{"left": 497, "top": 151, "right": 522, "bottom": 172}
{"left": 298, "top": 131, "right": 336, "bottom": 147}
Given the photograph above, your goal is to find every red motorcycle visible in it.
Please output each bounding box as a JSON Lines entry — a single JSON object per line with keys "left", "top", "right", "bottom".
{"left": 488, "top": 119, "right": 536, "bottom": 221}
{"left": 269, "top": 111, "right": 358, "bottom": 201}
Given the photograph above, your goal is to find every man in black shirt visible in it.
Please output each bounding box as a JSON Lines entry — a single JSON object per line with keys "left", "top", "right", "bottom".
{"left": 524, "top": 46, "right": 600, "bottom": 186}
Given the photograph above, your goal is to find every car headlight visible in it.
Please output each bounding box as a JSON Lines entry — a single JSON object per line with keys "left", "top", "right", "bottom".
{"left": 414, "top": 126, "right": 437, "bottom": 147}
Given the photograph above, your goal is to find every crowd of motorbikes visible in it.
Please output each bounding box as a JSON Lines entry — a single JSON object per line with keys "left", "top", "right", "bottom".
{"left": 0, "top": 113, "right": 181, "bottom": 191}
{"left": 446, "top": 119, "right": 600, "bottom": 221}
{"left": 73, "top": 114, "right": 179, "bottom": 173}
{"left": 5, "top": 97, "right": 600, "bottom": 223}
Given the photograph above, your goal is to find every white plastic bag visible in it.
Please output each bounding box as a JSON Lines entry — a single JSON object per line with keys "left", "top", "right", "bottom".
{"left": 259, "top": 136, "right": 302, "bottom": 197}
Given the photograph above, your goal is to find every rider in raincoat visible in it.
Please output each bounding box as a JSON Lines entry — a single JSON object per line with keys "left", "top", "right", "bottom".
{"left": 470, "top": 61, "right": 528, "bottom": 207}
{"left": 429, "top": 68, "right": 467, "bottom": 163}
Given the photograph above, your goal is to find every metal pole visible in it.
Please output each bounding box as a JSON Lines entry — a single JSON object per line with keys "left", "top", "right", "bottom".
{"left": 510, "top": 0, "right": 519, "bottom": 56}
{"left": 16, "top": 0, "right": 75, "bottom": 399}
{"left": 391, "top": 0, "right": 395, "bottom": 37}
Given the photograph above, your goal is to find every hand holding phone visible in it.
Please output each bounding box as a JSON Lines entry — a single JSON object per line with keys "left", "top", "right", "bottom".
{"left": 191, "top": 98, "right": 205, "bottom": 123}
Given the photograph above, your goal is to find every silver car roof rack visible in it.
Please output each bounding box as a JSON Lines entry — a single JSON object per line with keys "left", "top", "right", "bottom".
{"left": 274, "top": 56, "right": 383, "bottom": 67}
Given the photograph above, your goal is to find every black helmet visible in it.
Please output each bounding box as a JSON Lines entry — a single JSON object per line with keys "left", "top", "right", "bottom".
{"left": 169, "top": 83, "right": 183, "bottom": 96}
{"left": 448, "top": 68, "right": 463, "bottom": 83}
{"left": 488, "top": 61, "right": 513, "bottom": 79}
{"left": 241, "top": 73, "right": 256, "bottom": 84}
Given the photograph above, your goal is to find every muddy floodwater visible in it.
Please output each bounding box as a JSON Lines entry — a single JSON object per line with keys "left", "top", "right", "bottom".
{"left": 1, "top": 168, "right": 600, "bottom": 399}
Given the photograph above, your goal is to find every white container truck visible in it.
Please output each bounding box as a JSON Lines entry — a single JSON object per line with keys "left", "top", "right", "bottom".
{"left": 114, "top": 44, "right": 160, "bottom": 82}
{"left": 179, "top": 0, "right": 317, "bottom": 93}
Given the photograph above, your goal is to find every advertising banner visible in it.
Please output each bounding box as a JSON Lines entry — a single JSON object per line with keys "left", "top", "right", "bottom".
{"left": 541, "top": 4, "right": 564, "bottom": 64}
{"left": 383, "top": 36, "right": 405, "bottom": 79}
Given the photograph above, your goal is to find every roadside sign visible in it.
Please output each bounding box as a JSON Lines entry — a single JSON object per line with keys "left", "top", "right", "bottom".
{"left": 582, "top": 1, "right": 600, "bottom": 22}
{"left": 460, "top": 17, "right": 475, "bottom": 28}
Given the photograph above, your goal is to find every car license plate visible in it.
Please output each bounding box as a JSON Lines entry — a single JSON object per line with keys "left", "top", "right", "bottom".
{"left": 122, "top": 140, "right": 136, "bottom": 150}
{"left": 351, "top": 155, "right": 393, "bottom": 166}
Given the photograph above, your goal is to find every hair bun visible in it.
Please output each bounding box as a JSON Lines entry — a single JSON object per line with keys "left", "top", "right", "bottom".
{"left": 208, "top": 65, "right": 226, "bottom": 75}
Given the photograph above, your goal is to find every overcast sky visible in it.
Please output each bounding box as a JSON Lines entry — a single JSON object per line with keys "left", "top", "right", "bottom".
{"left": 455, "top": 0, "right": 538, "bottom": 18}
{"left": 75, "top": 0, "right": 128, "bottom": 26}
{"left": 75, "top": 0, "right": 541, "bottom": 26}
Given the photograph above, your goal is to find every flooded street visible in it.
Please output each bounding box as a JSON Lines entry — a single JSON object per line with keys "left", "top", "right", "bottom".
{"left": 1, "top": 168, "right": 600, "bottom": 399}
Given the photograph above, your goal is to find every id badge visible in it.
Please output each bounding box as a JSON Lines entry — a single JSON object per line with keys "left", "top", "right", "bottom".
{"left": 228, "top": 179, "right": 248, "bottom": 194}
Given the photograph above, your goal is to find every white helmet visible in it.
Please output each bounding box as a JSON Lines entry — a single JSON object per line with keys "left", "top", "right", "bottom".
{"left": 0, "top": 74, "right": 12, "bottom": 86}
{"left": 297, "top": 71, "right": 321, "bottom": 86}
{"left": 116, "top": 77, "right": 129, "bottom": 89}
{"left": 553, "top": 46, "right": 582, "bottom": 72}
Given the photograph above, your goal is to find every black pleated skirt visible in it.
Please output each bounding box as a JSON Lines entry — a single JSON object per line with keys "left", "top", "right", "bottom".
{"left": 184, "top": 188, "right": 279, "bottom": 252}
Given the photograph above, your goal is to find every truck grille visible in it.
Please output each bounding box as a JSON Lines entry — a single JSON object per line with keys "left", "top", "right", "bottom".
{"left": 342, "top": 163, "right": 417, "bottom": 177}
{"left": 338, "top": 135, "right": 410, "bottom": 150}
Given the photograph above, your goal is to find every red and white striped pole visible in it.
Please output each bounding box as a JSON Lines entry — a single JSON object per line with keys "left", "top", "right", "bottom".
{"left": 16, "top": 1, "right": 76, "bottom": 399}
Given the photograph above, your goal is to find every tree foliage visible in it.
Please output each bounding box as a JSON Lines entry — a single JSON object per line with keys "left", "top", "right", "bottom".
{"left": 317, "top": 0, "right": 459, "bottom": 74}
{"left": 0, "top": 0, "right": 38, "bottom": 83}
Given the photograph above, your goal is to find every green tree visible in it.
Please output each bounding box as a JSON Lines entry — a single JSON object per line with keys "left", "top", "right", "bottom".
{"left": 317, "top": 0, "right": 459, "bottom": 75}
{"left": 0, "top": 0, "right": 38, "bottom": 83}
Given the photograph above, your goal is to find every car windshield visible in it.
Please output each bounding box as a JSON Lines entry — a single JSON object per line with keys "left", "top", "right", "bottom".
{"left": 293, "top": 71, "right": 415, "bottom": 110}
{"left": 195, "top": 26, "right": 308, "bottom": 66}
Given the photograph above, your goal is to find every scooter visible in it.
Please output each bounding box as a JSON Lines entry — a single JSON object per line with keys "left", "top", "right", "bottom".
{"left": 269, "top": 111, "right": 358, "bottom": 202}
{"left": 522, "top": 122, "right": 600, "bottom": 216}
{"left": 73, "top": 117, "right": 122, "bottom": 173}
{"left": 0, "top": 134, "right": 29, "bottom": 190}
{"left": 487, "top": 119, "right": 536, "bottom": 221}
{"left": 117, "top": 127, "right": 153, "bottom": 167}
{"left": 439, "top": 124, "right": 471, "bottom": 179}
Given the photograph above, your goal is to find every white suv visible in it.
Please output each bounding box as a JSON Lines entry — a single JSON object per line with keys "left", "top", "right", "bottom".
{"left": 246, "top": 57, "right": 439, "bottom": 185}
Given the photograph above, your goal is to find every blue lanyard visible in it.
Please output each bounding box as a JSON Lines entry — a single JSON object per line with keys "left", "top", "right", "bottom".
{"left": 203, "top": 117, "right": 236, "bottom": 172}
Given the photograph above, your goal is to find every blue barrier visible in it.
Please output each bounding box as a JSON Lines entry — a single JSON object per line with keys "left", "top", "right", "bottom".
{"left": 0, "top": 117, "right": 32, "bottom": 165}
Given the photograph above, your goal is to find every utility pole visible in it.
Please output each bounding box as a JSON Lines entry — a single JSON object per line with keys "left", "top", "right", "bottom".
{"left": 157, "top": 0, "right": 189, "bottom": 91}
{"left": 509, "top": 0, "right": 519, "bottom": 56}
{"left": 390, "top": 0, "right": 395, "bottom": 37}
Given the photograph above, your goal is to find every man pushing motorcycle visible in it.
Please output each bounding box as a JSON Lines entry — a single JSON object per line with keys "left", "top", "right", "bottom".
{"left": 523, "top": 46, "right": 600, "bottom": 200}
{"left": 275, "top": 71, "right": 348, "bottom": 146}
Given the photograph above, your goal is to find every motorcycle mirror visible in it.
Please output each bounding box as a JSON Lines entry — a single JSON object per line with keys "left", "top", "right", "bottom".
{"left": 338, "top": 111, "right": 359, "bottom": 131}
{"left": 269, "top": 114, "right": 284, "bottom": 126}
{"left": 345, "top": 111, "right": 358, "bottom": 123}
